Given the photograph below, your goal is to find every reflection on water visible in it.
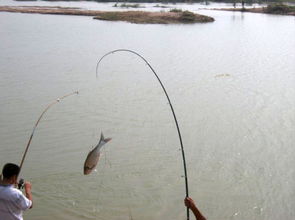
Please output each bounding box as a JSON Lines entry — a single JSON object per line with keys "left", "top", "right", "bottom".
{"left": 0, "top": 1, "right": 294, "bottom": 220}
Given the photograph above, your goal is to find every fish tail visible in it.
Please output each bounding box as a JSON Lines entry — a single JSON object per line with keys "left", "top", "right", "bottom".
{"left": 100, "top": 132, "right": 111, "bottom": 143}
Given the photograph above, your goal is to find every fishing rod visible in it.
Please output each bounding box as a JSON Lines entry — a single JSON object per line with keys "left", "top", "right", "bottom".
{"left": 96, "top": 49, "right": 190, "bottom": 220}
{"left": 18, "top": 91, "right": 79, "bottom": 180}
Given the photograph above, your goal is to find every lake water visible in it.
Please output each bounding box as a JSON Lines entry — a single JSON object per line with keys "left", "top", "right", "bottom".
{"left": 0, "top": 1, "right": 294, "bottom": 220}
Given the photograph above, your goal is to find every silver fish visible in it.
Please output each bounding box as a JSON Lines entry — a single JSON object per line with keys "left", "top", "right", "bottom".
{"left": 83, "top": 133, "right": 111, "bottom": 175}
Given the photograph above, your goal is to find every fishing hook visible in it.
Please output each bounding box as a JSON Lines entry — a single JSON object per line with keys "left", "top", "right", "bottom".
{"left": 18, "top": 91, "right": 79, "bottom": 178}
{"left": 96, "top": 49, "right": 190, "bottom": 220}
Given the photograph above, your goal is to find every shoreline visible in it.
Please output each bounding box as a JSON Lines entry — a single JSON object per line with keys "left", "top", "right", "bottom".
{"left": 213, "top": 5, "right": 295, "bottom": 16}
{"left": 0, "top": 6, "right": 214, "bottom": 24}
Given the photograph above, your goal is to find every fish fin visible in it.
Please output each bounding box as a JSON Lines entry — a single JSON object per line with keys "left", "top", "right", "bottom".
{"left": 100, "top": 132, "right": 104, "bottom": 142}
{"left": 100, "top": 132, "right": 111, "bottom": 144}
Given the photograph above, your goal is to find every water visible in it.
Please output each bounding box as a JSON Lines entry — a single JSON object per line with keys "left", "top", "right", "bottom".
{"left": 0, "top": 1, "right": 294, "bottom": 220}
{"left": 0, "top": 0, "right": 264, "bottom": 11}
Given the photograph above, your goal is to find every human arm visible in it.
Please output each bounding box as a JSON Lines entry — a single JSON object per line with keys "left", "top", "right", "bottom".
{"left": 24, "top": 182, "right": 33, "bottom": 208}
{"left": 184, "top": 197, "right": 207, "bottom": 220}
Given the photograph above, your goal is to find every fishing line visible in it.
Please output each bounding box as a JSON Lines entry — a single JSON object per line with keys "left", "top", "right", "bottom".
{"left": 94, "top": 148, "right": 110, "bottom": 219}
{"left": 18, "top": 91, "right": 79, "bottom": 179}
{"left": 96, "top": 49, "right": 190, "bottom": 220}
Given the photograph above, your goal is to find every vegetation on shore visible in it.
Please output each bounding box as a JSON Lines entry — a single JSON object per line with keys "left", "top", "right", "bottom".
{"left": 0, "top": 6, "right": 214, "bottom": 24}
{"left": 215, "top": 3, "right": 295, "bottom": 15}
{"left": 170, "top": 8, "right": 183, "bottom": 12}
{"left": 153, "top": 4, "right": 170, "bottom": 8}
{"left": 264, "top": 3, "right": 295, "bottom": 14}
{"left": 113, "top": 3, "right": 144, "bottom": 8}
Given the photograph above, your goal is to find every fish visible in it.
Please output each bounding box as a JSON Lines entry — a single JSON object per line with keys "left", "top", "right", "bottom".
{"left": 83, "top": 132, "right": 111, "bottom": 175}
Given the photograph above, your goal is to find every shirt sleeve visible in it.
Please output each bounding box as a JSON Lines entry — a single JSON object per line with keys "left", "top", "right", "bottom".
{"left": 16, "top": 191, "right": 32, "bottom": 211}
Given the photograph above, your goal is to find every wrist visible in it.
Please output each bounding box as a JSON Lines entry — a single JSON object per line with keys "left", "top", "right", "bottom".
{"left": 191, "top": 206, "right": 198, "bottom": 213}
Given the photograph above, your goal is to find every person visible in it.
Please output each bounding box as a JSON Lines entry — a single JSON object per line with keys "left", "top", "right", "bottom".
{"left": 184, "top": 197, "right": 207, "bottom": 220}
{"left": 0, "top": 163, "right": 33, "bottom": 220}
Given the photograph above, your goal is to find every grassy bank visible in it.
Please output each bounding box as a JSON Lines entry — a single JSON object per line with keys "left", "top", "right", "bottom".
{"left": 0, "top": 6, "right": 214, "bottom": 24}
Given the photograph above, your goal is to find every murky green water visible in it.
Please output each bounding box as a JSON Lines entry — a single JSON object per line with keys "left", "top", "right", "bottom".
{"left": 0, "top": 1, "right": 294, "bottom": 220}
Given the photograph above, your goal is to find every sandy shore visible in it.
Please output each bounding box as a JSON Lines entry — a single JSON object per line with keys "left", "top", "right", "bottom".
{"left": 0, "top": 6, "right": 214, "bottom": 24}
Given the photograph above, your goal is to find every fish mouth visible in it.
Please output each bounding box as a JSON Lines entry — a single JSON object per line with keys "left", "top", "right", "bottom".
{"left": 84, "top": 170, "right": 91, "bottom": 175}
{"left": 83, "top": 167, "right": 92, "bottom": 175}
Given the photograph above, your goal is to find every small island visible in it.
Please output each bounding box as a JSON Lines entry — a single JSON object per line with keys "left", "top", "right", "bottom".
{"left": 0, "top": 6, "right": 214, "bottom": 24}
{"left": 94, "top": 10, "right": 214, "bottom": 24}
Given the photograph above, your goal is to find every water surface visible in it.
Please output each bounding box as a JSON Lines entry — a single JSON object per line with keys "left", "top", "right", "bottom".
{"left": 0, "top": 2, "right": 294, "bottom": 220}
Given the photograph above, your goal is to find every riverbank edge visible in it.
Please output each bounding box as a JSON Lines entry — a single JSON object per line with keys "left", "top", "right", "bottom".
{"left": 0, "top": 6, "right": 214, "bottom": 24}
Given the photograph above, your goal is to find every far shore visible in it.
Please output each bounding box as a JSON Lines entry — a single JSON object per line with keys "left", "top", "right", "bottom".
{"left": 213, "top": 5, "right": 295, "bottom": 16}
{"left": 0, "top": 6, "right": 214, "bottom": 24}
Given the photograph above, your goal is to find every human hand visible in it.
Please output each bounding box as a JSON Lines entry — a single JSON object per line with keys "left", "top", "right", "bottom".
{"left": 24, "top": 182, "right": 32, "bottom": 192}
{"left": 184, "top": 197, "right": 196, "bottom": 210}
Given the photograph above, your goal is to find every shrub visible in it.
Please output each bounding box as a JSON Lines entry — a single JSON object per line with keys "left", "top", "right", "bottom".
{"left": 180, "top": 10, "right": 196, "bottom": 22}
{"left": 170, "top": 8, "right": 182, "bottom": 13}
{"left": 119, "top": 3, "right": 142, "bottom": 8}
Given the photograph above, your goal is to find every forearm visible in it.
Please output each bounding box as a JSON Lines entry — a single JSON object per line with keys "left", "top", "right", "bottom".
{"left": 191, "top": 206, "right": 207, "bottom": 220}
{"left": 25, "top": 189, "right": 33, "bottom": 208}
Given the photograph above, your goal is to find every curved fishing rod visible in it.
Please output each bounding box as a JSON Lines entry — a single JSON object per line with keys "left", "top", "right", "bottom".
{"left": 96, "top": 49, "right": 190, "bottom": 220}
{"left": 18, "top": 91, "right": 79, "bottom": 178}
